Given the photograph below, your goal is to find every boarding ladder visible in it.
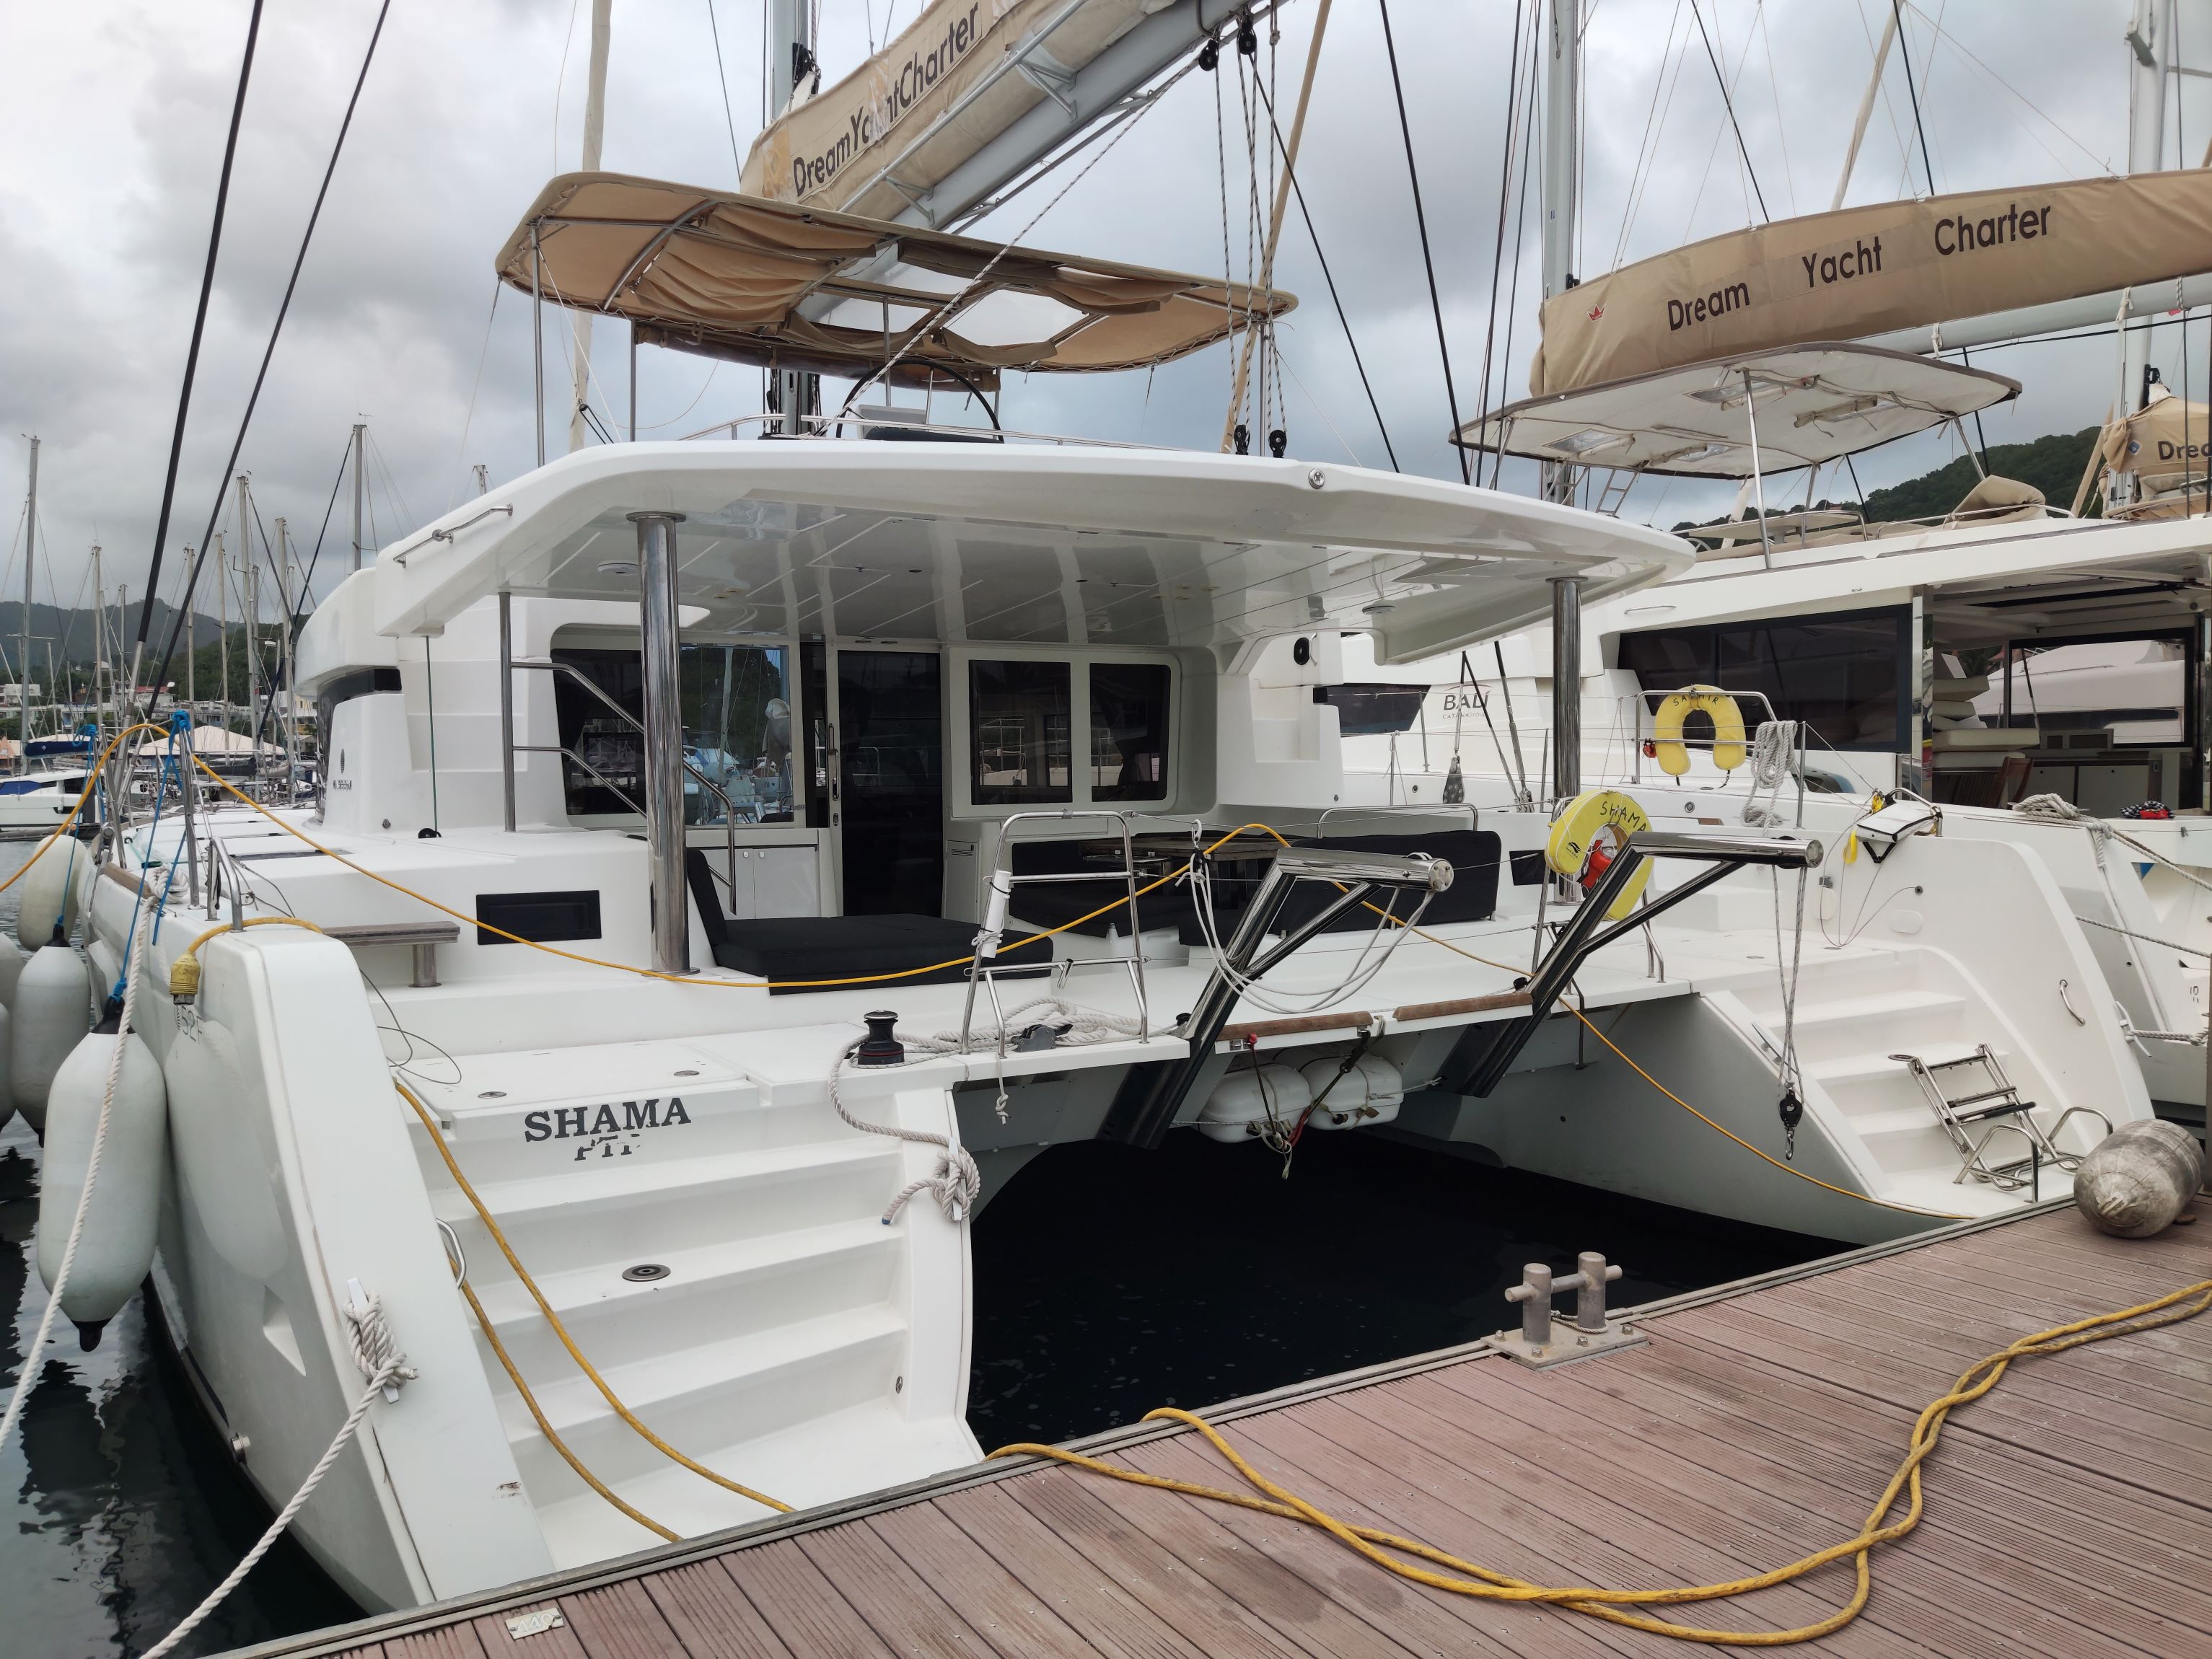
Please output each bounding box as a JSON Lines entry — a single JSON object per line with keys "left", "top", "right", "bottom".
{"left": 1889, "top": 1044, "right": 2110, "bottom": 1191}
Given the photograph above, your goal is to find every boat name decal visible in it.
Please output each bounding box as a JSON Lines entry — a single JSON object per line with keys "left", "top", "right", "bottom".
{"left": 524, "top": 1097, "right": 692, "bottom": 1160}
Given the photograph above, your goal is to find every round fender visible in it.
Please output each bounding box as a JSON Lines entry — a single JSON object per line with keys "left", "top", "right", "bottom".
{"left": 1650, "top": 685, "right": 1747, "bottom": 775}
{"left": 1545, "top": 789, "right": 1654, "bottom": 920}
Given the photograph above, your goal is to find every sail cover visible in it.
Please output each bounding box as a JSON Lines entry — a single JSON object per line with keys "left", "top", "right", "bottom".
{"left": 2102, "top": 384, "right": 2212, "bottom": 483}
{"left": 741, "top": 0, "right": 1175, "bottom": 221}
{"left": 1535, "top": 170, "right": 2212, "bottom": 396}
{"left": 496, "top": 172, "right": 1292, "bottom": 388}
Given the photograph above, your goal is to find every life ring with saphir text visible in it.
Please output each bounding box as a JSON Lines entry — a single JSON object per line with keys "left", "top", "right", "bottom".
{"left": 1545, "top": 789, "right": 1655, "bottom": 920}
{"left": 1648, "top": 685, "right": 1747, "bottom": 775}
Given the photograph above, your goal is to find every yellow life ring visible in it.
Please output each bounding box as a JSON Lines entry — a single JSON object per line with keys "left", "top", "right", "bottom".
{"left": 1649, "top": 685, "right": 1747, "bottom": 775}
{"left": 1545, "top": 788, "right": 1654, "bottom": 920}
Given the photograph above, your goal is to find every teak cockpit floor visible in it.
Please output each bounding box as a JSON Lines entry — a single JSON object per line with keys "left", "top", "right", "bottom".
{"left": 229, "top": 1202, "right": 2212, "bottom": 1658}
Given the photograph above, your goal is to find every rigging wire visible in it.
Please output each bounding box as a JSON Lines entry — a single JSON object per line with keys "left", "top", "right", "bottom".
{"left": 1470, "top": 0, "right": 1532, "bottom": 472}
{"left": 1890, "top": 0, "right": 1938, "bottom": 195}
{"left": 141, "top": 0, "right": 393, "bottom": 721}
{"left": 1607, "top": 0, "right": 1685, "bottom": 273}
{"left": 1249, "top": 75, "right": 1400, "bottom": 470}
{"left": 1491, "top": 32, "right": 1542, "bottom": 491}
{"left": 1374, "top": 0, "right": 1471, "bottom": 483}
{"left": 705, "top": 0, "right": 746, "bottom": 183}
{"left": 133, "top": 0, "right": 265, "bottom": 691}
{"left": 1687, "top": 0, "right": 1768, "bottom": 220}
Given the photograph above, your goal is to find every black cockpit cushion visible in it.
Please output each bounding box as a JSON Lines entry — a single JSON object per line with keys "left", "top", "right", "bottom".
{"left": 1003, "top": 836, "right": 1198, "bottom": 939}
{"left": 686, "top": 848, "right": 1045, "bottom": 994}
{"left": 1271, "top": 830, "right": 1502, "bottom": 936}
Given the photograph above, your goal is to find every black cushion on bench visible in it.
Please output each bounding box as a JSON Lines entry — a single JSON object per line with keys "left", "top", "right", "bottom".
{"left": 1271, "top": 830, "right": 1502, "bottom": 936}
{"left": 684, "top": 847, "right": 1045, "bottom": 993}
{"left": 1004, "top": 837, "right": 1198, "bottom": 939}
{"left": 714, "top": 914, "right": 1047, "bottom": 993}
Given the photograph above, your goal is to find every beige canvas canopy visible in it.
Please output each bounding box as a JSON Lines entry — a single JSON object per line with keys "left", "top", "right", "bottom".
{"left": 740, "top": 0, "right": 1170, "bottom": 221}
{"left": 1454, "top": 343, "right": 2018, "bottom": 478}
{"left": 2102, "top": 384, "right": 2212, "bottom": 482}
{"left": 1535, "top": 170, "right": 2212, "bottom": 396}
{"left": 496, "top": 172, "right": 1292, "bottom": 390}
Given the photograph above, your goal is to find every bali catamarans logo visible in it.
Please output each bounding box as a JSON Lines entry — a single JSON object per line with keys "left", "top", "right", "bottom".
{"left": 524, "top": 1098, "right": 693, "bottom": 1161}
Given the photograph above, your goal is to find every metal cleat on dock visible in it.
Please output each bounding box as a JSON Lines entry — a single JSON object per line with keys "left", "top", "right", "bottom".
{"left": 1495, "top": 1250, "right": 1647, "bottom": 1368}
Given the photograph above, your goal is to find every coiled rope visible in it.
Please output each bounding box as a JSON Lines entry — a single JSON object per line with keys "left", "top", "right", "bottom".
{"left": 990, "top": 1274, "right": 2212, "bottom": 1646}
{"left": 828, "top": 1041, "right": 981, "bottom": 1223}
{"left": 394, "top": 1080, "right": 789, "bottom": 1515}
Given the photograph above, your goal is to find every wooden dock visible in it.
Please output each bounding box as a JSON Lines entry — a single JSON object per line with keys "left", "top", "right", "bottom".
{"left": 226, "top": 1201, "right": 2212, "bottom": 1658}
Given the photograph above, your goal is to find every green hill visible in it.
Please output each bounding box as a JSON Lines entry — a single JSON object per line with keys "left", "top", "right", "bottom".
{"left": 1672, "top": 425, "right": 2105, "bottom": 530}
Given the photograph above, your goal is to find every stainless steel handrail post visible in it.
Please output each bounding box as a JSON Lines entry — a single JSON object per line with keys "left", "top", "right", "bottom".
{"left": 499, "top": 591, "right": 517, "bottom": 833}
{"left": 628, "top": 512, "right": 690, "bottom": 974}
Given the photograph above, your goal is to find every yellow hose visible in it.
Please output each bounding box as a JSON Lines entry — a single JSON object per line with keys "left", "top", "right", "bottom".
{"left": 991, "top": 1275, "right": 2212, "bottom": 1645}
{"left": 167, "top": 916, "right": 325, "bottom": 998}
{"left": 447, "top": 1268, "right": 680, "bottom": 1541}
{"left": 395, "top": 1080, "right": 789, "bottom": 1514}
{"left": 0, "top": 722, "right": 171, "bottom": 900}
{"left": 190, "top": 754, "right": 1271, "bottom": 990}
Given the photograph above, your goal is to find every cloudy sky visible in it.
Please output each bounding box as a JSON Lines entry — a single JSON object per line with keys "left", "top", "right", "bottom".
{"left": 0, "top": 0, "right": 2196, "bottom": 634}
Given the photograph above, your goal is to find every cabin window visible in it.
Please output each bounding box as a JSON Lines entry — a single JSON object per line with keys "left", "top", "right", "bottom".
{"left": 1999, "top": 633, "right": 2190, "bottom": 747}
{"left": 552, "top": 643, "right": 793, "bottom": 822}
{"left": 970, "top": 660, "right": 1072, "bottom": 804}
{"left": 680, "top": 643, "right": 794, "bottom": 823}
{"left": 1312, "top": 683, "right": 1428, "bottom": 735}
{"left": 1620, "top": 606, "right": 1910, "bottom": 752}
{"left": 1089, "top": 663, "right": 1169, "bottom": 801}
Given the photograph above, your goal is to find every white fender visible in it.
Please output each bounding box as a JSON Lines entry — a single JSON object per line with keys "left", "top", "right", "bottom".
{"left": 37, "top": 1026, "right": 168, "bottom": 1349}
{"left": 12, "top": 941, "right": 92, "bottom": 1132}
{"left": 1196, "top": 1065, "right": 1313, "bottom": 1144}
{"left": 0, "top": 1002, "right": 13, "bottom": 1133}
{"left": 0, "top": 932, "right": 25, "bottom": 1011}
{"left": 1296, "top": 1055, "right": 1405, "bottom": 1130}
{"left": 15, "top": 835, "right": 88, "bottom": 949}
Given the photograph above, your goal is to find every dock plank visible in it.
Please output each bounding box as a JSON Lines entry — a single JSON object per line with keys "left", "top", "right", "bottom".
{"left": 232, "top": 1204, "right": 2212, "bottom": 1659}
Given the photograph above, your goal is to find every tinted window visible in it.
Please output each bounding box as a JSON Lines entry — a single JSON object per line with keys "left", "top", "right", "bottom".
{"left": 1089, "top": 663, "right": 1169, "bottom": 801}
{"left": 1620, "top": 607, "right": 1908, "bottom": 752}
{"left": 1315, "top": 683, "right": 1428, "bottom": 735}
{"left": 970, "top": 660, "right": 1071, "bottom": 804}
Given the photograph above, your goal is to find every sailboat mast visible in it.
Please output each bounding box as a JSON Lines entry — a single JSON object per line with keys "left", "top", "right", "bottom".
{"left": 19, "top": 436, "right": 35, "bottom": 773}
{"left": 2121, "top": 0, "right": 2170, "bottom": 426}
{"left": 1538, "top": 0, "right": 1579, "bottom": 508}
{"left": 767, "top": 0, "right": 817, "bottom": 433}
{"left": 568, "top": 0, "right": 613, "bottom": 454}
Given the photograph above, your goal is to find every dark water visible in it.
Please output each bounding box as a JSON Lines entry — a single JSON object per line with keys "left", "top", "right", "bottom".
{"left": 4, "top": 890, "right": 1836, "bottom": 1659}
{"left": 968, "top": 1129, "right": 1840, "bottom": 1449}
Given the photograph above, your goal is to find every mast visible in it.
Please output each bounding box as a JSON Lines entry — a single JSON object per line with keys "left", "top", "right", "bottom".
{"left": 183, "top": 548, "right": 196, "bottom": 720}
{"left": 90, "top": 542, "right": 105, "bottom": 732}
{"left": 1538, "top": 0, "right": 1579, "bottom": 508}
{"left": 276, "top": 515, "right": 295, "bottom": 798}
{"left": 19, "top": 436, "right": 35, "bottom": 773}
{"left": 351, "top": 421, "right": 367, "bottom": 571}
{"left": 216, "top": 532, "right": 229, "bottom": 731}
{"left": 568, "top": 0, "right": 613, "bottom": 454}
{"left": 2122, "top": 0, "right": 2169, "bottom": 424}
{"left": 767, "top": 0, "right": 818, "bottom": 433}
{"left": 1539, "top": 0, "right": 1582, "bottom": 810}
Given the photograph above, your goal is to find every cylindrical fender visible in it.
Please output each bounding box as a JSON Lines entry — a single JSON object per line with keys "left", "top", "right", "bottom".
{"left": 38, "top": 1026, "right": 169, "bottom": 1350}
{"left": 12, "top": 941, "right": 92, "bottom": 1132}
{"left": 1650, "top": 685, "right": 1748, "bottom": 775}
{"left": 1545, "top": 789, "right": 1655, "bottom": 920}
{"left": 14, "top": 834, "right": 88, "bottom": 950}
{"left": 0, "top": 933, "right": 25, "bottom": 1013}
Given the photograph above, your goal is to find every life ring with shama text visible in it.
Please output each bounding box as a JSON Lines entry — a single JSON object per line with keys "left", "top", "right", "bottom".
{"left": 1649, "top": 685, "right": 1747, "bottom": 776}
{"left": 1545, "top": 789, "right": 1654, "bottom": 920}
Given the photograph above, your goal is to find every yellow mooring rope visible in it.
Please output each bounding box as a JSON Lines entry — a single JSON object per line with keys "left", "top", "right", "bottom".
{"left": 395, "top": 1079, "right": 789, "bottom": 1519}
{"left": 990, "top": 1274, "right": 2212, "bottom": 1645}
